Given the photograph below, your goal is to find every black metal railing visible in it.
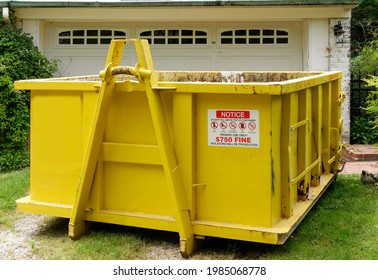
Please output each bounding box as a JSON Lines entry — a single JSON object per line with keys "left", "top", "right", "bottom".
{"left": 350, "top": 75, "right": 376, "bottom": 118}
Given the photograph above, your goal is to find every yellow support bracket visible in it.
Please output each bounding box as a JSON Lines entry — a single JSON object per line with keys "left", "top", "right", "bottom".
{"left": 132, "top": 40, "right": 195, "bottom": 257}
{"left": 68, "top": 39, "right": 195, "bottom": 257}
{"left": 69, "top": 40, "right": 125, "bottom": 239}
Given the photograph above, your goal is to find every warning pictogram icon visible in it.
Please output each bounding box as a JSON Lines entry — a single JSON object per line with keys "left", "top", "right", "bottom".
{"left": 211, "top": 121, "right": 218, "bottom": 129}
{"left": 229, "top": 121, "right": 237, "bottom": 130}
{"left": 248, "top": 121, "right": 256, "bottom": 130}
{"left": 220, "top": 121, "right": 227, "bottom": 129}
{"left": 239, "top": 121, "right": 246, "bottom": 130}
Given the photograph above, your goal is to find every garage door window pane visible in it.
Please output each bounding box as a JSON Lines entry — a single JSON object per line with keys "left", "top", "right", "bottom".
{"left": 139, "top": 29, "right": 208, "bottom": 45}
{"left": 235, "top": 30, "right": 247, "bottom": 36}
{"left": 87, "top": 30, "right": 98, "bottom": 36}
{"left": 220, "top": 28, "right": 289, "bottom": 45}
{"left": 73, "top": 38, "right": 84, "bottom": 44}
{"left": 221, "top": 31, "right": 233, "bottom": 36}
{"left": 249, "top": 29, "right": 260, "bottom": 36}
{"left": 182, "top": 38, "right": 193, "bottom": 44}
{"left": 235, "top": 38, "right": 247, "bottom": 44}
{"left": 168, "top": 30, "right": 179, "bottom": 36}
{"left": 154, "top": 30, "right": 165, "bottom": 36}
{"left": 101, "top": 30, "right": 112, "bottom": 36}
{"left": 58, "top": 29, "right": 127, "bottom": 46}
{"left": 263, "top": 29, "right": 274, "bottom": 36}
{"left": 221, "top": 38, "right": 233, "bottom": 44}
{"left": 87, "top": 38, "right": 98, "bottom": 44}
{"left": 100, "top": 38, "right": 112, "bottom": 44}
{"left": 73, "top": 30, "right": 84, "bottom": 36}
{"left": 196, "top": 30, "right": 207, "bottom": 36}
{"left": 195, "top": 38, "right": 207, "bottom": 44}
{"left": 114, "top": 31, "right": 126, "bottom": 36}
{"left": 182, "top": 30, "right": 193, "bottom": 36}
{"left": 277, "top": 37, "right": 289, "bottom": 44}
{"left": 154, "top": 38, "right": 166, "bottom": 44}
{"left": 277, "top": 30, "right": 288, "bottom": 36}
{"left": 59, "top": 38, "right": 71, "bottom": 45}
{"left": 168, "top": 38, "right": 179, "bottom": 44}
{"left": 59, "top": 31, "right": 71, "bottom": 37}
{"left": 263, "top": 38, "right": 274, "bottom": 44}
{"left": 249, "top": 38, "right": 260, "bottom": 44}
{"left": 140, "top": 31, "right": 152, "bottom": 37}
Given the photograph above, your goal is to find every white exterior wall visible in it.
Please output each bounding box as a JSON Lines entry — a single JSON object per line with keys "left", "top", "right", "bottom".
{"left": 21, "top": 19, "right": 44, "bottom": 52}
{"left": 329, "top": 18, "right": 351, "bottom": 143}
{"left": 304, "top": 19, "right": 329, "bottom": 71}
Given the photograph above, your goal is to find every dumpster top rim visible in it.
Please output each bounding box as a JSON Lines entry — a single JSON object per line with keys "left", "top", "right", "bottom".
{"left": 1, "top": 0, "right": 363, "bottom": 9}
{"left": 14, "top": 71, "right": 342, "bottom": 95}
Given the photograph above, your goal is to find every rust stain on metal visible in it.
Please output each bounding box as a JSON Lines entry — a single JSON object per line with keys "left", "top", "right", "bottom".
{"left": 297, "top": 179, "right": 309, "bottom": 201}
{"left": 311, "top": 174, "right": 321, "bottom": 187}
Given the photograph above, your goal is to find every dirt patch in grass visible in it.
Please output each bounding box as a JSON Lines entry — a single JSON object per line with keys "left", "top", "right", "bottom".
{"left": 0, "top": 213, "right": 182, "bottom": 260}
{"left": 0, "top": 213, "right": 45, "bottom": 260}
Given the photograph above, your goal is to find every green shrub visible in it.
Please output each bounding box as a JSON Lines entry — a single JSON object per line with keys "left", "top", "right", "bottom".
{"left": 0, "top": 13, "right": 57, "bottom": 173}
{"left": 363, "top": 76, "right": 378, "bottom": 141}
{"left": 350, "top": 116, "right": 377, "bottom": 144}
{"left": 350, "top": 41, "right": 378, "bottom": 78}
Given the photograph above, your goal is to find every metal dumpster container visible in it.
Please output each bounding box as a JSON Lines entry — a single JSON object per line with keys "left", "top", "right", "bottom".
{"left": 15, "top": 39, "right": 344, "bottom": 257}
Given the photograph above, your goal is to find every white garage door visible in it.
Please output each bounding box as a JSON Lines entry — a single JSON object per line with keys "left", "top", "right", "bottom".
{"left": 43, "top": 22, "right": 302, "bottom": 77}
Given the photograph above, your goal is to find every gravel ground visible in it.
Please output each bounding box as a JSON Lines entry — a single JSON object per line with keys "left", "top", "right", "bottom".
{"left": 0, "top": 213, "right": 182, "bottom": 260}
{"left": 0, "top": 214, "right": 45, "bottom": 260}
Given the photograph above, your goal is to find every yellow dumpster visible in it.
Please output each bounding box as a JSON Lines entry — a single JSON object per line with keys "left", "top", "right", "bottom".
{"left": 15, "top": 39, "right": 344, "bottom": 257}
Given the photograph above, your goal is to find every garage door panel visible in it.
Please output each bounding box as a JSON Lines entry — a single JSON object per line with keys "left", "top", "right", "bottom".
{"left": 152, "top": 55, "right": 212, "bottom": 71}
{"left": 215, "top": 55, "right": 301, "bottom": 71}
{"left": 53, "top": 56, "right": 131, "bottom": 77}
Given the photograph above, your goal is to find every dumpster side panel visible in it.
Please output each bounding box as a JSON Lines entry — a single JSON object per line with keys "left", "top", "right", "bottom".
{"left": 105, "top": 90, "right": 158, "bottom": 145}
{"left": 102, "top": 162, "right": 172, "bottom": 215}
{"left": 86, "top": 89, "right": 173, "bottom": 217}
{"left": 195, "top": 93, "right": 273, "bottom": 228}
{"left": 30, "top": 90, "right": 88, "bottom": 205}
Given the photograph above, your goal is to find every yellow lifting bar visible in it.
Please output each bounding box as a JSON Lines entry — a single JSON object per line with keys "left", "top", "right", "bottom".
{"left": 68, "top": 39, "right": 195, "bottom": 257}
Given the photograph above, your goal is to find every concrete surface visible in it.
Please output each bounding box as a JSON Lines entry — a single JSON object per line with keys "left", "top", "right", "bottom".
{"left": 340, "top": 145, "right": 378, "bottom": 175}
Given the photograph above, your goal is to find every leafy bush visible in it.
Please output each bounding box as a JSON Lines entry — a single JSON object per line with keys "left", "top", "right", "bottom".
{"left": 0, "top": 13, "right": 57, "bottom": 172}
{"left": 350, "top": 116, "right": 377, "bottom": 144}
{"left": 350, "top": 41, "right": 378, "bottom": 78}
{"left": 364, "top": 76, "right": 378, "bottom": 110}
{"left": 363, "top": 76, "right": 378, "bottom": 140}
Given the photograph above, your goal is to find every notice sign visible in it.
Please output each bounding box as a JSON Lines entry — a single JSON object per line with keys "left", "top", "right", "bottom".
{"left": 208, "top": 109, "right": 259, "bottom": 148}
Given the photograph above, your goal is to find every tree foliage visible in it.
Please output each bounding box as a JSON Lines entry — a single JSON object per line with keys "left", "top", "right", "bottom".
{"left": 0, "top": 12, "right": 57, "bottom": 172}
{"left": 351, "top": 0, "right": 378, "bottom": 57}
{"left": 350, "top": 0, "right": 378, "bottom": 77}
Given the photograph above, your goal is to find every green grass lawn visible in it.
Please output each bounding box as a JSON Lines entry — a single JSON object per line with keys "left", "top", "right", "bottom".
{"left": 1, "top": 169, "right": 377, "bottom": 259}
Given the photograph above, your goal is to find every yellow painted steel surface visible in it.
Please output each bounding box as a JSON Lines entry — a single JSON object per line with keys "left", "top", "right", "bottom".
{"left": 14, "top": 40, "right": 344, "bottom": 257}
